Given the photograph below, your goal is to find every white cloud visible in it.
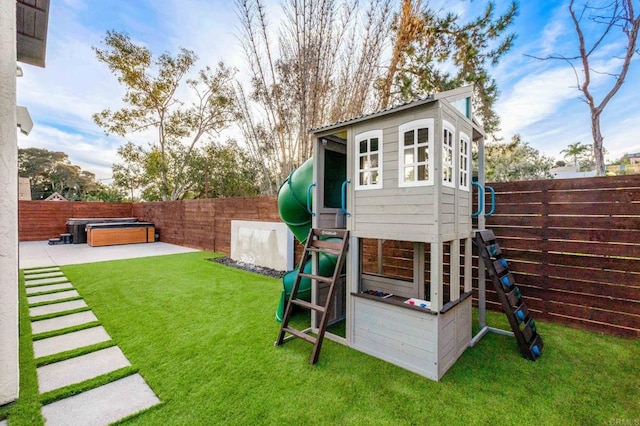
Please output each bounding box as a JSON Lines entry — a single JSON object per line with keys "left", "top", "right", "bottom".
{"left": 495, "top": 65, "right": 579, "bottom": 140}
{"left": 18, "top": 125, "right": 118, "bottom": 180}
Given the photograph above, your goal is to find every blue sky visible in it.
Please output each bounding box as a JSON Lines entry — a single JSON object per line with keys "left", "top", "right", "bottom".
{"left": 17, "top": 0, "right": 640, "bottom": 180}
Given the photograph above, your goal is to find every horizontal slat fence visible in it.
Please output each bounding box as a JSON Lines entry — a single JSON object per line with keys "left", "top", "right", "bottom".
{"left": 481, "top": 175, "right": 640, "bottom": 338}
{"left": 18, "top": 201, "right": 134, "bottom": 241}
{"left": 132, "top": 197, "right": 282, "bottom": 254}
{"left": 18, "top": 175, "right": 640, "bottom": 338}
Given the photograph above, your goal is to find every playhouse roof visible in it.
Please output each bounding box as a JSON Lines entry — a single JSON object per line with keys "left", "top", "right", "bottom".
{"left": 310, "top": 85, "right": 476, "bottom": 134}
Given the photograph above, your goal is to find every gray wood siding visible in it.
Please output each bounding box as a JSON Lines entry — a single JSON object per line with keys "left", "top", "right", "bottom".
{"left": 349, "top": 105, "right": 444, "bottom": 242}
{"left": 361, "top": 273, "right": 415, "bottom": 299}
{"left": 437, "top": 298, "right": 471, "bottom": 378}
{"left": 353, "top": 297, "right": 438, "bottom": 380}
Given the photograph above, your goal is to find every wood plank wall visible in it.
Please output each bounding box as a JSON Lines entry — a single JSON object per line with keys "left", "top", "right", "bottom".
{"left": 480, "top": 175, "right": 640, "bottom": 339}
{"left": 18, "top": 175, "right": 640, "bottom": 338}
{"left": 18, "top": 201, "right": 134, "bottom": 241}
{"left": 132, "top": 197, "right": 282, "bottom": 254}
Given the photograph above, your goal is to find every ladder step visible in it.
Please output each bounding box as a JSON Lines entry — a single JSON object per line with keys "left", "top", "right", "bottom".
{"left": 306, "top": 247, "right": 341, "bottom": 255}
{"left": 310, "top": 239, "right": 344, "bottom": 251}
{"left": 282, "top": 327, "right": 317, "bottom": 344}
{"left": 299, "top": 273, "right": 333, "bottom": 283}
{"left": 291, "top": 299, "right": 326, "bottom": 313}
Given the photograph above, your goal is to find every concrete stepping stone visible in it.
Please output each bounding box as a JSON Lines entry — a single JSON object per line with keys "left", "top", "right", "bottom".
{"left": 24, "top": 267, "right": 60, "bottom": 274}
{"left": 33, "top": 326, "right": 111, "bottom": 359}
{"left": 40, "top": 373, "right": 160, "bottom": 426}
{"left": 25, "top": 277, "right": 68, "bottom": 287}
{"left": 0, "top": 418, "right": 6, "bottom": 426}
{"left": 26, "top": 282, "right": 74, "bottom": 295}
{"left": 29, "top": 300, "right": 87, "bottom": 318}
{"left": 24, "top": 271, "right": 64, "bottom": 280}
{"left": 37, "top": 346, "right": 131, "bottom": 393}
{"left": 28, "top": 290, "right": 80, "bottom": 305}
{"left": 32, "top": 311, "right": 98, "bottom": 335}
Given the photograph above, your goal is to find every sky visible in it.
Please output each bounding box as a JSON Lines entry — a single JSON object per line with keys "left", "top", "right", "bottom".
{"left": 16, "top": 0, "right": 640, "bottom": 181}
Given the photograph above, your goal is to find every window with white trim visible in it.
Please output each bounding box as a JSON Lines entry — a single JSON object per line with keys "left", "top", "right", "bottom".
{"left": 398, "top": 119, "right": 434, "bottom": 187}
{"left": 355, "top": 130, "right": 383, "bottom": 189}
{"left": 459, "top": 132, "right": 470, "bottom": 191}
{"left": 442, "top": 120, "right": 456, "bottom": 188}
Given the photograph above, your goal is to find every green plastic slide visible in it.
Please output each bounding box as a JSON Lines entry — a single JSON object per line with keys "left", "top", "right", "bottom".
{"left": 275, "top": 157, "right": 344, "bottom": 322}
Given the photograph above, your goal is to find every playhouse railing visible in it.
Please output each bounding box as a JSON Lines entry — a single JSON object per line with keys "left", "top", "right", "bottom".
{"left": 306, "top": 182, "right": 316, "bottom": 216}
{"left": 472, "top": 182, "right": 496, "bottom": 218}
{"left": 341, "top": 179, "right": 351, "bottom": 216}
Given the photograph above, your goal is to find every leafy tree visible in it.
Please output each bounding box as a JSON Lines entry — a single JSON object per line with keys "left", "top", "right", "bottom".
{"left": 112, "top": 142, "right": 148, "bottom": 202}
{"left": 85, "top": 183, "right": 126, "bottom": 202}
{"left": 187, "top": 141, "right": 261, "bottom": 199}
{"left": 380, "top": 0, "right": 518, "bottom": 136}
{"left": 483, "top": 134, "right": 554, "bottom": 182}
{"left": 111, "top": 139, "right": 259, "bottom": 201}
{"left": 531, "top": 0, "right": 640, "bottom": 176}
{"left": 93, "top": 31, "right": 237, "bottom": 201}
{"left": 18, "top": 147, "right": 103, "bottom": 200}
{"left": 560, "top": 141, "right": 594, "bottom": 171}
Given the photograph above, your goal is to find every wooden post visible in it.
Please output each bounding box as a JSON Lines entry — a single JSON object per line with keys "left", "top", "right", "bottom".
{"left": 415, "top": 242, "right": 426, "bottom": 299}
{"left": 430, "top": 242, "right": 443, "bottom": 311}
{"left": 450, "top": 239, "right": 460, "bottom": 301}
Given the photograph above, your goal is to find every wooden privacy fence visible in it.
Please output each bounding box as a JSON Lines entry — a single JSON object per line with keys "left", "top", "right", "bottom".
{"left": 481, "top": 175, "right": 640, "bottom": 338}
{"left": 18, "top": 175, "right": 640, "bottom": 338}
{"left": 18, "top": 201, "right": 134, "bottom": 241}
{"left": 132, "top": 197, "right": 280, "bottom": 254}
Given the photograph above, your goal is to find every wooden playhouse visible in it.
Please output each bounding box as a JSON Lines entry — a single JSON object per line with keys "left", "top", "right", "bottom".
{"left": 276, "top": 85, "right": 543, "bottom": 380}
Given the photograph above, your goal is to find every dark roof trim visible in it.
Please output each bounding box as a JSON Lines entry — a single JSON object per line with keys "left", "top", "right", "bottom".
{"left": 310, "top": 85, "right": 476, "bottom": 134}
{"left": 16, "top": 0, "right": 50, "bottom": 68}
{"left": 310, "top": 95, "right": 434, "bottom": 134}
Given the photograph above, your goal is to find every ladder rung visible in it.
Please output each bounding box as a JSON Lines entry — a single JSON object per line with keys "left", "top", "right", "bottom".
{"left": 291, "top": 299, "right": 326, "bottom": 313}
{"left": 306, "top": 247, "right": 341, "bottom": 255}
{"left": 310, "top": 239, "right": 344, "bottom": 251}
{"left": 299, "top": 273, "right": 333, "bottom": 283}
{"left": 312, "top": 228, "right": 348, "bottom": 239}
{"left": 282, "top": 327, "right": 317, "bottom": 344}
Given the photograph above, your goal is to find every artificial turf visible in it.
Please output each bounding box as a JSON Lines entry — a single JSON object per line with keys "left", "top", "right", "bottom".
{"left": 3, "top": 251, "right": 640, "bottom": 425}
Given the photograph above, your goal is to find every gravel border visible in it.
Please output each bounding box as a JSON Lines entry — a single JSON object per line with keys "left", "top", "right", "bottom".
{"left": 210, "top": 257, "right": 286, "bottom": 279}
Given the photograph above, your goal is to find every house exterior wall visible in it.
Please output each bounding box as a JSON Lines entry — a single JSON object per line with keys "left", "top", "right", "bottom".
{"left": 0, "top": 0, "right": 19, "bottom": 405}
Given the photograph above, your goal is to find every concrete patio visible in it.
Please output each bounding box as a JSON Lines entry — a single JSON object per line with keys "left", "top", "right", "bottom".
{"left": 20, "top": 240, "right": 199, "bottom": 269}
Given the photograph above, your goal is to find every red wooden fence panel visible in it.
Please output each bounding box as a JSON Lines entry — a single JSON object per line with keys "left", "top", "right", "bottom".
{"left": 18, "top": 175, "right": 640, "bottom": 338}
{"left": 18, "top": 201, "right": 133, "bottom": 241}
{"left": 481, "top": 175, "right": 640, "bottom": 338}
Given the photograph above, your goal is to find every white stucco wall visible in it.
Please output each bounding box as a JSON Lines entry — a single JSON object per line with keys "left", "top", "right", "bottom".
{"left": 231, "top": 221, "right": 294, "bottom": 271}
{"left": 0, "top": 0, "right": 19, "bottom": 406}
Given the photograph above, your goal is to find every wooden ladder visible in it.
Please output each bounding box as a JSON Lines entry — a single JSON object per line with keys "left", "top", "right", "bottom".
{"left": 474, "top": 229, "right": 543, "bottom": 360}
{"left": 275, "top": 228, "right": 349, "bottom": 364}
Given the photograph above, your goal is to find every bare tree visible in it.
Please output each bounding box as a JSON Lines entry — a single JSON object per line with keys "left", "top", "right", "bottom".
{"left": 234, "top": 0, "right": 393, "bottom": 193}
{"left": 532, "top": 1, "right": 640, "bottom": 176}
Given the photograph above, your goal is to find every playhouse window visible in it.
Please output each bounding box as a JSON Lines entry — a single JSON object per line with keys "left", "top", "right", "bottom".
{"left": 355, "top": 130, "right": 383, "bottom": 189}
{"left": 442, "top": 121, "right": 456, "bottom": 188}
{"left": 398, "top": 119, "right": 434, "bottom": 187}
{"left": 459, "top": 132, "right": 470, "bottom": 191}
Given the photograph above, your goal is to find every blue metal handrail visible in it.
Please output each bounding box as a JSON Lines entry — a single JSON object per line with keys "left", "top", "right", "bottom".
{"left": 306, "top": 183, "right": 316, "bottom": 216}
{"left": 472, "top": 182, "right": 484, "bottom": 218}
{"left": 484, "top": 185, "right": 496, "bottom": 217}
{"left": 341, "top": 179, "right": 351, "bottom": 216}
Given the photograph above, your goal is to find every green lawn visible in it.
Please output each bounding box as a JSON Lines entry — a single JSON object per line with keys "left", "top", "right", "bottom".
{"left": 4, "top": 251, "right": 640, "bottom": 425}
